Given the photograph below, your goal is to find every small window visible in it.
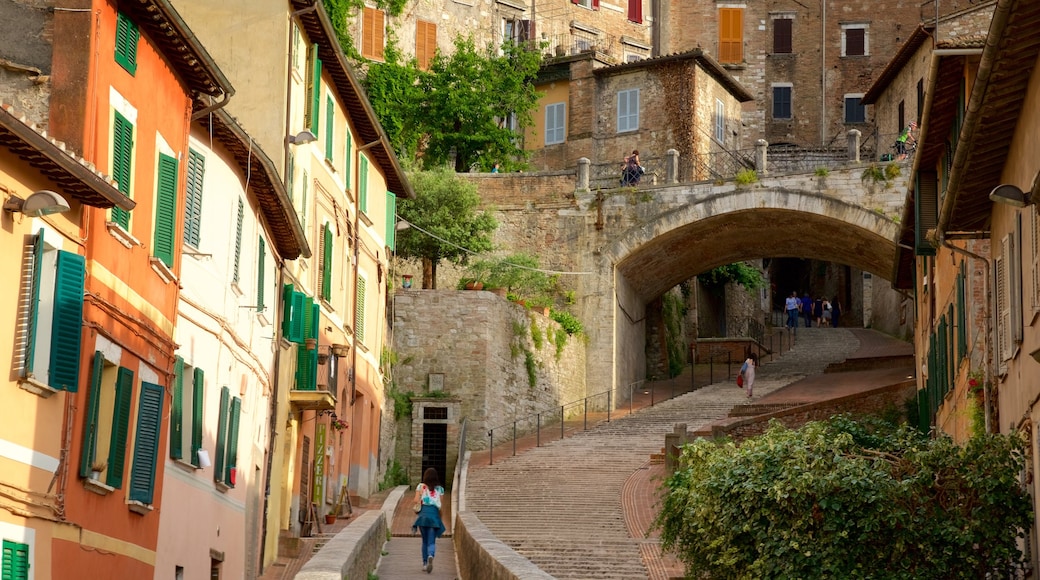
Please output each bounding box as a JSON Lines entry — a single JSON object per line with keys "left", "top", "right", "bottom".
{"left": 617, "top": 89, "right": 640, "bottom": 133}
{"left": 714, "top": 99, "right": 725, "bottom": 142}
{"left": 114, "top": 12, "right": 139, "bottom": 75}
{"left": 718, "top": 8, "right": 744, "bottom": 63}
{"left": 424, "top": 407, "right": 448, "bottom": 420}
{"left": 572, "top": 0, "right": 600, "bottom": 8}
{"left": 111, "top": 112, "right": 134, "bottom": 229}
{"left": 842, "top": 25, "right": 868, "bottom": 57}
{"left": 772, "top": 85, "right": 792, "bottom": 120}
{"left": 184, "top": 149, "right": 205, "bottom": 248}
{"left": 153, "top": 153, "right": 179, "bottom": 268}
{"left": 416, "top": 20, "right": 437, "bottom": 70}
{"left": 844, "top": 95, "right": 865, "bottom": 123}
{"left": 627, "top": 0, "right": 642, "bottom": 23}
{"left": 213, "top": 386, "right": 241, "bottom": 488}
{"left": 2, "top": 539, "right": 29, "bottom": 580}
{"left": 170, "top": 358, "right": 205, "bottom": 466}
{"left": 773, "top": 18, "right": 792, "bottom": 54}
{"left": 545, "top": 102, "right": 566, "bottom": 145}
{"left": 362, "top": 7, "right": 386, "bottom": 60}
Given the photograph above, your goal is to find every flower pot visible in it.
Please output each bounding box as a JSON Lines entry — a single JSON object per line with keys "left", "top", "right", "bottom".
{"left": 465, "top": 281, "right": 484, "bottom": 290}
{"left": 91, "top": 470, "right": 101, "bottom": 480}
{"left": 305, "top": 338, "right": 317, "bottom": 350}
{"left": 325, "top": 514, "right": 336, "bottom": 525}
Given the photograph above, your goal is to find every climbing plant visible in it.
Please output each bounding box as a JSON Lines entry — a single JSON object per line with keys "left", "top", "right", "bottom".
{"left": 697, "top": 262, "right": 765, "bottom": 292}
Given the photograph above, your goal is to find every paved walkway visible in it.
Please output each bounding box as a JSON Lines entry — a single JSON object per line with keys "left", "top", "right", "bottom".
{"left": 463, "top": 327, "right": 878, "bottom": 579}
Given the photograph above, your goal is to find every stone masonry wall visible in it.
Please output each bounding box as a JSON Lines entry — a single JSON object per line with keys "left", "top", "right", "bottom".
{"left": 392, "top": 289, "right": 587, "bottom": 452}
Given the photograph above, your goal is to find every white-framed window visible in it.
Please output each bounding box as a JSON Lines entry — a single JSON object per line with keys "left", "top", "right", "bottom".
{"left": 617, "top": 88, "right": 640, "bottom": 133}
{"left": 841, "top": 23, "right": 869, "bottom": 57}
{"left": 844, "top": 93, "right": 866, "bottom": 123}
{"left": 772, "top": 83, "right": 792, "bottom": 120}
{"left": 714, "top": 98, "right": 725, "bottom": 142}
{"left": 545, "top": 102, "right": 565, "bottom": 145}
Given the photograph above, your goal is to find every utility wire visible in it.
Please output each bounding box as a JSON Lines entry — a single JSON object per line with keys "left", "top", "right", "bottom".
{"left": 396, "top": 215, "right": 593, "bottom": 276}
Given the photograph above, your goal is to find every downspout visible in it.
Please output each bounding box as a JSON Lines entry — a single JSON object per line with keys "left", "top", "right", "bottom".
{"left": 820, "top": 0, "right": 826, "bottom": 146}
{"left": 259, "top": 263, "right": 287, "bottom": 573}
{"left": 943, "top": 239, "right": 992, "bottom": 434}
{"left": 190, "top": 90, "right": 233, "bottom": 121}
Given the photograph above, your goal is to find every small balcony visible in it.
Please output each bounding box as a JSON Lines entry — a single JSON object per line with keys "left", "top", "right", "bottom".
{"left": 289, "top": 345, "right": 337, "bottom": 411}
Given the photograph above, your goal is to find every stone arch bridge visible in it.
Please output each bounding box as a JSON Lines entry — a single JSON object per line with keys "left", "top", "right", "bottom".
{"left": 462, "top": 162, "right": 910, "bottom": 398}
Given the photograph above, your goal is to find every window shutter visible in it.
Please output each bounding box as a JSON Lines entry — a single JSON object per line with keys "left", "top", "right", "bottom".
{"left": 49, "top": 251, "right": 85, "bottom": 391}
{"left": 915, "top": 170, "right": 938, "bottom": 256}
{"left": 321, "top": 223, "right": 333, "bottom": 302}
{"left": 996, "top": 250, "right": 1010, "bottom": 371}
{"left": 360, "top": 157, "right": 369, "bottom": 213}
{"left": 170, "top": 356, "right": 184, "bottom": 460}
{"left": 233, "top": 199, "right": 244, "bottom": 283}
{"left": 719, "top": 9, "right": 743, "bottom": 63}
{"left": 291, "top": 291, "right": 306, "bottom": 343}
{"left": 846, "top": 28, "right": 865, "bottom": 56}
{"left": 2, "top": 540, "right": 29, "bottom": 580}
{"left": 344, "top": 132, "right": 352, "bottom": 183}
{"left": 107, "top": 366, "right": 134, "bottom": 488}
{"left": 154, "top": 153, "right": 178, "bottom": 267}
{"left": 114, "top": 12, "right": 139, "bottom": 75}
{"left": 282, "top": 283, "right": 295, "bottom": 339}
{"left": 305, "top": 44, "right": 321, "bottom": 134}
{"left": 214, "top": 387, "right": 229, "bottom": 483}
{"left": 627, "top": 0, "right": 642, "bottom": 23}
{"left": 129, "top": 382, "right": 164, "bottom": 504}
{"left": 309, "top": 301, "right": 319, "bottom": 386}
{"left": 24, "top": 229, "right": 45, "bottom": 377}
{"left": 374, "top": 10, "right": 385, "bottom": 59}
{"left": 295, "top": 296, "right": 315, "bottom": 390}
{"left": 1011, "top": 215, "right": 1024, "bottom": 344}
{"left": 257, "top": 237, "right": 266, "bottom": 312}
{"left": 957, "top": 266, "right": 967, "bottom": 361}
{"left": 773, "top": 18, "right": 792, "bottom": 53}
{"left": 191, "top": 367, "right": 204, "bottom": 466}
{"left": 184, "top": 149, "right": 205, "bottom": 247}
{"left": 226, "top": 397, "right": 241, "bottom": 487}
{"left": 1033, "top": 212, "right": 1040, "bottom": 312}
{"left": 362, "top": 9, "right": 375, "bottom": 57}
{"left": 325, "top": 95, "right": 334, "bottom": 162}
{"left": 355, "top": 276, "right": 367, "bottom": 343}
{"left": 80, "top": 351, "right": 105, "bottom": 478}
{"left": 386, "top": 191, "right": 397, "bottom": 251}
{"left": 111, "top": 112, "right": 134, "bottom": 229}
{"left": 592, "top": 0, "right": 600, "bottom": 7}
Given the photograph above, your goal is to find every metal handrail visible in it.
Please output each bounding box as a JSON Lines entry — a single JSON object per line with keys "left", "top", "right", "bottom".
{"left": 487, "top": 388, "right": 613, "bottom": 465}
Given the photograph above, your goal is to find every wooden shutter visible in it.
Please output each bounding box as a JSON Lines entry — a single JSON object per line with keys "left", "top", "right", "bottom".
{"left": 363, "top": 8, "right": 385, "bottom": 60}
{"left": 184, "top": 149, "right": 205, "bottom": 247}
{"left": 80, "top": 351, "right": 105, "bottom": 478}
{"left": 773, "top": 18, "right": 792, "bottom": 53}
{"left": 233, "top": 198, "right": 244, "bottom": 283}
{"left": 915, "top": 170, "right": 938, "bottom": 256}
{"left": 170, "top": 356, "right": 184, "bottom": 459}
{"left": 24, "top": 230, "right": 45, "bottom": 377}
{"left": 107, "top": 366, "right": 134, "bottom": 488}
{"left": 214, "top": 387, "right": 229, "bottom": 483}
{"left": 1033, "top": 212, "right": 1040, "bottom": 312}
{"left": 129, "top": 382, "right": 164, "bottom": 504}
{"left": 718, "top": 9, "right": 743, "bottom": 63}
{"left": 325, "top": 95, "right": 334, "bottom": 161}
{"left": 154, "top": 153, "right": 178, "bottom": 267}
{"left": 321, "top": 223, "right": 333, "bottom": 302}
{"left": 111, "top": 112, "right": 134, "bottom": 229}
{"left": 360, "top": 157, "right": 369, "bottom": 213}
{"left": 191, "top": 368, "right": 204, "bottom": 466}
{"left": 996, "top": 249, "right": 1010, "bottom": 371}
{"left": 386, "top": 191, "right": 397, "bottom": 251}
{"left": 417, "top": 21, "right": 437, "bottom": 70}
{"left": 226, "top": 397, "right": 241, "bottom": 486}
{"left": 257, "top": 237, "right": 266, "bottom": 312}
{"left": 957, "top": 266, "right": 967, "bottom": 361}
{"left": 2, "top": 540, "right": 29, "bottom": 580}
{"left": 1012, "top": 214, "right": 1024, "bottom": 344}
{"left": 627, "top": 0, "right": 642, "bottom": 23}
{"left": 355, "top": 276, "right": 367, "bottom": 343}
{"left": 114, "top": 12, "right": 139, "bottom": 75}
{"left": 49, "top": 251, "right": 85, "bottom": 391}
{"left": 846, "top": 28, "right": 865, "bottom": 56}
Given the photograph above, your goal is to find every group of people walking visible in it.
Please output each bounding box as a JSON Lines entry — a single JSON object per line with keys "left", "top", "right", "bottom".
{"left": 785, "top": 291, "right": 842, "bottom": 330}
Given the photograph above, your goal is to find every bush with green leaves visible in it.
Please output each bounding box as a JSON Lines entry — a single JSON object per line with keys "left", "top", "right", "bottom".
{"left": 466, "top": 253, "right": 556, "bottom": 300}
{"left": 549, "top": 309, "right": 583, "bottom": 335}
{"left": 656, "top": 416, "right": 1032, "bottom": 579}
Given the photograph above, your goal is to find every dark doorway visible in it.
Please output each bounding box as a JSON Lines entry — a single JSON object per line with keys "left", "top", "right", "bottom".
{"left": 421, "top": 423, "right": 447, "bottom": 486}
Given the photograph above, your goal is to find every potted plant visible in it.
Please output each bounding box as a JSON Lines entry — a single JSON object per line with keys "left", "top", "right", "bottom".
{"left": 331, "top": 418, "right": 348, "bottom": 431}
{"left": 90, "top": 460, "right": 107, "bottom": 480}
{"left": 304, "top": 337, "right": 317, "bottom": 350}
{"left": 325, "top": 512, "right": 336, "bottom": 525}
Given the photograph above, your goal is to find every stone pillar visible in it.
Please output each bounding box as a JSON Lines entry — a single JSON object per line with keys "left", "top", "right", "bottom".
{"left": 577, "top": 157, "right": 590, "bottom": 190}
{"left": 665, "top": 148, "right": 679, "bottom": 184}
{"left": 664, "top": 423, "right": 689, "bottom": 474}
{"left": 755, "top": 139, "right": 768, "bottom": 176}
{"left": 848, "top": 129, "right": 861, "bottom": 164}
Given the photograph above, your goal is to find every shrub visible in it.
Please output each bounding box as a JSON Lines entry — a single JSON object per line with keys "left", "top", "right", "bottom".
{"left": 550, "top": 309, "right": 584, "bottom": 335}
{"left": 814, "top": 167, "right": 830, "bottom": 177}
{"left": 735, "top": 168, "right": 758, "bottom": 185}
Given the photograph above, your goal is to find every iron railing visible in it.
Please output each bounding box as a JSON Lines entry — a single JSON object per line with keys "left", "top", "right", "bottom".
{"left": 686, "top": 148, "right": 756, "bottom": 182}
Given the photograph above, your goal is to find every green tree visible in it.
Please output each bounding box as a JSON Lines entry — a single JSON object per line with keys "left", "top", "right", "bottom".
{"left": 363, "top": 36, "right": 542, "bottom": 171}
{"left": 396, "top": 168, "right": 497, "bottom": 288}
{"left": 698, "top": 262, "right": 765, "bottom": 292}
{"left": 656, "top": 416, "right": 1033, "bottom": 579}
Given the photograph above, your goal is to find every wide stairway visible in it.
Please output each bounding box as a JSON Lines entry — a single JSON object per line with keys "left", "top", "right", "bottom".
{"left": 464, "top": 328, "right": 860, "bottom": 579}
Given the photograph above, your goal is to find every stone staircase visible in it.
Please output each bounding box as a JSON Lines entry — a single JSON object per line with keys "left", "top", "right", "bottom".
{"left": 465, "top": 328, "right": 860, "bottom": 579}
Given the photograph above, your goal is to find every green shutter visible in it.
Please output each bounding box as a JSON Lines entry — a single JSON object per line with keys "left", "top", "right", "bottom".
{"left": 154, "top": 153, "right": 178, "bottom": 267}
{"left": 49, "top": 251, "right": 85, "bottom": 392}
{"left": 344, "top": 131, "right": 352, "bottom": 183}
{"left": 2, "top": 539, "right": 29, "bottom": 580}
{"left": 111, "top": 112, "right": 133, "bottom": 229}
{"left": 325, "top": 95, "right": 334, "bottom": 162}
{"left": 282, "top": 283, "right": 295, "bottom": 339}
{"left": 385, "top": 192, "right": 397, "bottom": 251}
{"left": 24, "top": 229, "right": 45, "bottom": 377}
{"left": 957, "top": 264, "right": 967, "bottom": 361}
{"left": 359, "top": 157, "right": 369, "bottom": 213}
{"left": 191, "top": 368, "right": 204, "bottom": 466}
{"left": 311, "top": 49, "right": 323, "bottom": 136}
{"left": 257, "top": 237, "right": 266, "bottom": 312}
{"left": 321, "top": 224, "right": 333, "bottom": 302}
{"left": 310, "top": 301, "right": 319, "bottom": 388}
{"left": 184, "top": 149, "right": 205, "bottom": 247}
{"left": 129, "top": 382, "right": 164, "bottom": 504}
{"left": 355, "top": 276, "right": 366, "bottom": 343}
{"left": 301, "top": 170, "right": 308, "bottom": 231}
{"left": 214, "top": 387, "right": 229, "bottom": 483}
{"left": 170, "top": 357, "right": 184, "bottom": 460}
{"left": 915, "top": 170, "right": 938, "bottom": 256}
{"left": 107, "top": 367, "right": 134, "bottom": 488}
{"left": 114, "top": 12, "right": 139, "bottom": 75}
{"left": 291, "top": 291, "right": 306, "bottom": 343}
{"left": 295, "top": 297, "right": 315, "bottom": 390}
{"left": 287, "top": 154, "right": 296, "bottom": 206}
{"left": 226, "top": 397, "right": 241, "bottom": 486}
{"left": 80, "top": 351, "right": 105, "bottom": 478}
{"left": 233, "top": 198, "right": 244, "bottom": 283}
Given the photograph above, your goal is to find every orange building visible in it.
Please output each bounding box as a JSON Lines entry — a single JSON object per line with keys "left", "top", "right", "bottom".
{"left": 38, "top": 1, "right": 231, "bottom": 577}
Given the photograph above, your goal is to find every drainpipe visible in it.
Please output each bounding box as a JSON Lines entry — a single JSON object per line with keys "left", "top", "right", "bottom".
{"left": 820, "top": 0, "right": 826, "bottom": 146}
{"left": 942, "top": 239, "right": 992, "bottom": 434}
{"left": 259, "top": 263, "right": 288, "bottom": 572}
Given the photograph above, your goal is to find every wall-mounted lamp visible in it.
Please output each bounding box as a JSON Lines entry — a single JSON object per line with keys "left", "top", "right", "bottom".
{"left": 286, "top": 129, "right": 317, "bottom": 146}
{"left": 395, "top": 219, "right": 412, "bottom": 231}
{"left": 990, "top": 174, "right": 1040, "bottom": 213}
{"left": 3, "top": 190, "right": 71, "bottom": 217}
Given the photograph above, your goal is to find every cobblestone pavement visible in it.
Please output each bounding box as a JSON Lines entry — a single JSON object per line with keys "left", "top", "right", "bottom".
{"left": 464, "top": 328, "right": 862, "bottom": 579}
